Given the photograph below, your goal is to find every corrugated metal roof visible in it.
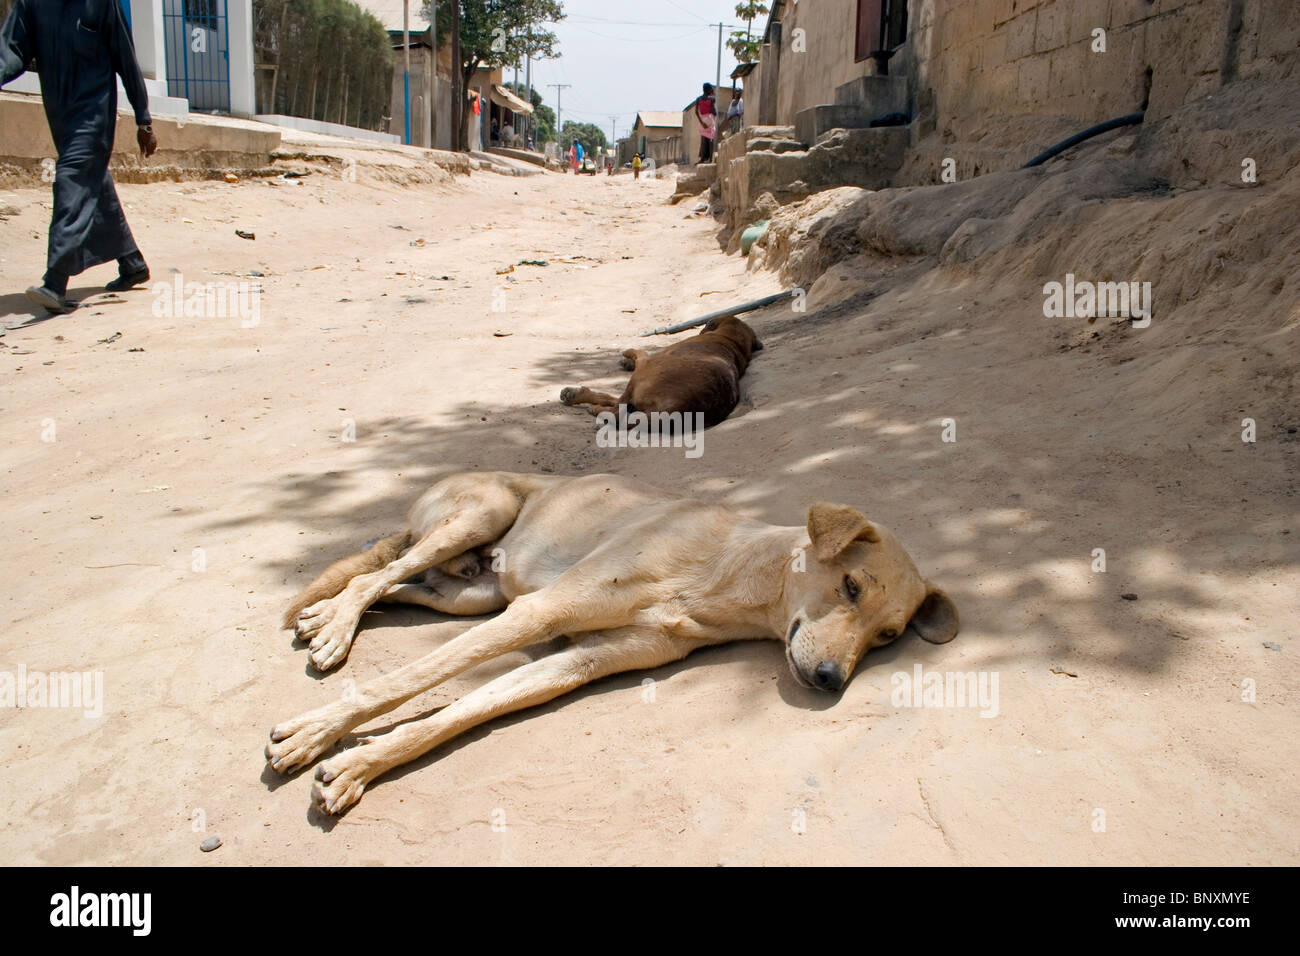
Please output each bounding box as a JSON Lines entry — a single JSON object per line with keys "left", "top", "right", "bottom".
{"left": 349, "top": 0, "right": 432, "bottom": 33}
{"left": 635, "top": 111, "right": 683, "bottom": 130}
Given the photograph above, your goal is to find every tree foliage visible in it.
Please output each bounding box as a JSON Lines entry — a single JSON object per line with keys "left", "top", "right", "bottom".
{"left": 253, "top": 0, "right": 394, "bottom": 130}
{"left": 424, "top": 0, "right": 565, "bottom": 85}
{"left": 559, "top": 120, "right": 605, "bottom": 158}
{"left": 726, "top": 1, "right": 769, "bottom": 65}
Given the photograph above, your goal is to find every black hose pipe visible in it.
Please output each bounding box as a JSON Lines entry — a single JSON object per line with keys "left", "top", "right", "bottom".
{"left": 1021, "top": 111, "right": 1146, "bottom": 168}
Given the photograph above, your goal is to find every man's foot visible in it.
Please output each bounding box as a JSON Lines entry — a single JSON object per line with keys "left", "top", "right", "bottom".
{"left": 24, "top": 286, "right": 78, "bottom": 314}
{"left": 105, "top": 267, "right": 150, "bottom": 293}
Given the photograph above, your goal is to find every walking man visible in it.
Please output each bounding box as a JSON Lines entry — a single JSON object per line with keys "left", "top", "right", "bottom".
{"left": 0, "top": 0, "right": 158, "bottom": 315}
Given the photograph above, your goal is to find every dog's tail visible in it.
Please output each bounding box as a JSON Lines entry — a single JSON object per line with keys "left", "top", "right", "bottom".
{"left": 281, "top": 530, "right": 412, "bottom": 629}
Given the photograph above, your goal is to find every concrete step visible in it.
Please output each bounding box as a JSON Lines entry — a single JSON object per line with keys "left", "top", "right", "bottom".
{"left": 834, "top": 74, "right": 908, "bottom": 116}
{"left": 795, "top": 104, "right": 873, "bottom": 147}
{"left": 748, "top": 137, "right": 806, "bottom": 154}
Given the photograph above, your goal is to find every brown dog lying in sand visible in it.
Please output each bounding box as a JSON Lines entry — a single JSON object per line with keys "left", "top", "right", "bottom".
{"left": 559, "top": 314, "right": 763, "bottom": 427}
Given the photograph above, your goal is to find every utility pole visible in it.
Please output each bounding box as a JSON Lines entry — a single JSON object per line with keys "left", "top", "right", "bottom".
{"left": 429, "top": 0, "right": 437, "bottom": 147}
{"left": 451, "top": 0, "right": 461, "bottom": 150}
{"left": 550, "top": 83, "right": 571, "bottom": 140}
{"left": 525, "top": 55, "right": 532, "bottom": 145}
{"left": 402, "top": 0, "right": 411, "bottom": 144}
{"left": 711, "top": 22, "right": 733, "bottom": 92}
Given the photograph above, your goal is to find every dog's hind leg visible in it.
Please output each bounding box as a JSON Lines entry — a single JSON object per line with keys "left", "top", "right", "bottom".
{"left": 309, "top": 628, "right": 700, "bottom": 814}
{"left": 380, "top": 571, "right": 507, "bottom": 617}
{"left": 296, "top": 482, "right": 526, "bottom": 672}
{"left": 559, "top": 385, "right": 621, "bottom": 416}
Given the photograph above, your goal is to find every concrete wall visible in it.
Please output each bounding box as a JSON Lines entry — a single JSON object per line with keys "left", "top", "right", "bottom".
{"left": 756, "top": 0, "right": 1300, "bottom": 138}
{"left": 773, "top": 0, "right": 874, "bottom": 126}
{"left": 909, "top": 0, "right": 1300, "bottom": 140}
{"left": 388, "top": 42, "right": 433, "bottom": 147}
{"left": 629, "top": 124, "right": 684, "bottom": 164}
{"left": 383, "top": 35, "right": 456, "bottom": 149}
{"left": 227, "top": 0, "right": 255, "bottom": 117}
{"left": 129, "top": 0, "right": 167, "bottom": 84}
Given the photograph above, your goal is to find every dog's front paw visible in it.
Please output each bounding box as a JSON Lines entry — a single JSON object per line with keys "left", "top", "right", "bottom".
{"left": 559, "top": 386, "right": 581, "bottom": 406}
{"left": 266, "top": 707, "right": 348, "bottom": 773}
{"left": 293, "top": 599, "right": 335, "bottom": 642}
{"left": 307, "top": 616, "right": 357, "bottom": 671}
{"left": 312, "top": 752, "right": 374, "bottom": 814}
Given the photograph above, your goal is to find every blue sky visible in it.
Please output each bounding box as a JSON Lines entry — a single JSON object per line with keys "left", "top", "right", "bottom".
{"left": 517, "top": 0, "right": 760, "bottom": 140}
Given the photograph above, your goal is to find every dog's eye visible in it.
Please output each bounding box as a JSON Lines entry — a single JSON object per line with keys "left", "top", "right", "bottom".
{"left": 843, "top": 575, "right": 860, "bottom": 603}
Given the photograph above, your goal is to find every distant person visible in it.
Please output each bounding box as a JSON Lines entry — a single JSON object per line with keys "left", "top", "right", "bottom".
{"left": 0, "top": 0, "right": 158, "bottom": 315}
{"left": 569, "top": 138, "right": 584, "bottom": 174}
{"left": 632, "top": 153, "right": 642, "bottom": 180}
{"left": 695, "top": 82, "right": 717, "bottom": 164}
{"left": 726, "top": 85, "right": 744, "bottom": 134}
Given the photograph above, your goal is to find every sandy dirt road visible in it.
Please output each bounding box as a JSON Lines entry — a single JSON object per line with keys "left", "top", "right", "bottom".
{"left": 0, "top": 162, "right": 1295, "bottom": 865}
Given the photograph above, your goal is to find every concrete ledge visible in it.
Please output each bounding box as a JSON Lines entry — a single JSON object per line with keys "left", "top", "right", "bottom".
{"left": 469, "top": 150, "right": 543, "bottom": 176}
{"left": 255, "top": 114, "right": 401, "bottom": 145}
{"left": 273, "top": 128, "right": 473, "bottom": 179}
{"left": 0, "top": 92, "right": 281, "bottom": 183}
{"left": 487, "top": 146, "right": 552, "bottom": 169}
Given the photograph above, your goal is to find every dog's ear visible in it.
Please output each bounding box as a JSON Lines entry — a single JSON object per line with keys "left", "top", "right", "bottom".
{"left": 701, "top": 316, "right": 720, "bottom": 333}
{"left": 806, "top": 502, "right": 881, "bottom": 561}
{"left": 905, "top": 582, "right": 959, "bottom": 644}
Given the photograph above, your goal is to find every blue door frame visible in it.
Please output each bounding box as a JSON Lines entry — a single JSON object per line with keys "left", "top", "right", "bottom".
{"left": 162, "top": 0, "right": 231, "bottom": 112}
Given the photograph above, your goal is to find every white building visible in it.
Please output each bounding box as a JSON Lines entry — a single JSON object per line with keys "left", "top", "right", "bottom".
{"left": 5, "top": 0, "right": 256, "bottom": 119}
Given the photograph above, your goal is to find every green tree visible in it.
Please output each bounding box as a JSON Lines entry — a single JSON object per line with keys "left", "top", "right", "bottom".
{"left": 253, "top": 0, "right": 393, "bottom": 130}
{"left": 560, "top": 120, "right": 605, "bottom": 159}
{"left": 726, "top": 1, "right": 769, "bottom": 64}
{"left": 423, "top": 0, "right": 565, "bottom": 148}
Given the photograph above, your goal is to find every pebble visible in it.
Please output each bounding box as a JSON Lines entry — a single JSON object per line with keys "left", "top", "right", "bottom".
{"left": 200, "top": 836, "right": 222, "bottom": 852}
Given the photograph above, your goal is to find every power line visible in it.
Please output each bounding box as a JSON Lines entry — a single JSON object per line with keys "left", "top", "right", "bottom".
{"left": 566, "top": 24, "right": 710, "bottom": 43}
{"left": 567, "top": 15, "right": 702, "bottom": 27}
{"left": 662, "top": 0, "right": 709, "bottom": 22}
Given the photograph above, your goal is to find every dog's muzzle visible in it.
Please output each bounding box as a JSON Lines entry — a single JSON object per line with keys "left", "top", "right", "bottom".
{"left": 812, "top": 661, "right": 844, "bottom": 692}
{"left": 786, "top": 620, "right": 846, "bottom": 691}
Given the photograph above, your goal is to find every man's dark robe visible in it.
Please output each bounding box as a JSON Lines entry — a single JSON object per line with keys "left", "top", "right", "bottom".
{"left": 0, "top": 0, "right": 151, "bottom": 277}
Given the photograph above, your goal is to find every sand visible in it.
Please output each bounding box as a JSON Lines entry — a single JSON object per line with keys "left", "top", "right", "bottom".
{"left": 0, "top": 137, "right": 1295, "bottom": 864}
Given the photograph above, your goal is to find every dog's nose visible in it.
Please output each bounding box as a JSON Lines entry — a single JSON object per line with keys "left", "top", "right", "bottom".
{"left": 813, "top": 661, "right": 844, "bottom": 691}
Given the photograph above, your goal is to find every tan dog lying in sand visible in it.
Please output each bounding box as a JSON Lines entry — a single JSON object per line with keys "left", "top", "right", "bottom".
{"left": 267, "top": 471, "right": 958, "bottom": 814}
{"left": 559, "top": 314, "right": 763, "bottom": 426}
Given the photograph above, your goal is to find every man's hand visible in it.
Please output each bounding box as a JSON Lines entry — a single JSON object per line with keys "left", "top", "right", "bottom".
{"left": 137, "top": 126, "right": 157, "bottom": 158}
